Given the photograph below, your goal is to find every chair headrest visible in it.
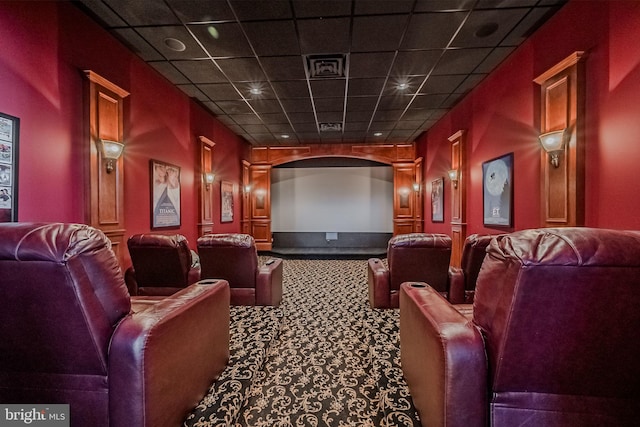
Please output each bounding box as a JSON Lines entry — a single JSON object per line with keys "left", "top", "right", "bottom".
{"left": 389, "top": 233, "right": 451, "bottom": 249}
{"left": 489, "top": 227, "right": 640, "bottom": 267}
{"left": 127, "top": 233, "right": 188, "bottom": 249}
{"left": 0, "top": 222, "right": 111, "bottom": 262}
{"left": 197, "top": 233, "right": 255, "bottom": 249}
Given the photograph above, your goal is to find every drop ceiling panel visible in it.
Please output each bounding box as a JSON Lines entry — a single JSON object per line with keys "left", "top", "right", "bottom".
{"left": 76, "top": 0, "right": 567, "bottom": 146}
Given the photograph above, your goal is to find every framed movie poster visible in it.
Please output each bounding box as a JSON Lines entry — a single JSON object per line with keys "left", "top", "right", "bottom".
{"left": 431, "top": 177, "right": 444, "bottom": 222}
{"left": 221, "top": 181, "right": 233, "bottom": 223}
{"left": 150, "top": 159, "right": 181, "bottom": 229}
{"left": 482, "top": 152, "right": 513, "bottom": 227}
{"left": 0, "top": 112, "right": 19, "bottom": 222}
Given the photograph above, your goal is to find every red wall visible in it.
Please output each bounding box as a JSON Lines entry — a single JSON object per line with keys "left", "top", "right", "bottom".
{"left": 418, "top": 0, "right": 640, "bottom": 234}
{"left": 0, "top": 1, "right": 249, "bottom": 254}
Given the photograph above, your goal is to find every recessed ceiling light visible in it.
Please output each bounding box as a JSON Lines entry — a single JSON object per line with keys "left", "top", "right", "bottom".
{"left": 397, "top": 82, "right": 409, "bottom": 90}
{"left": 164, "top": 37, "right": 186, "bottom": 52}
{"left": 374, "top": 132, "right": 383, "bottom": 137}
{"left": 281, "top": 134, "right": 290, "bottom": 139}
{"left": 250, "top": 87, "right": 262, "bottom": 95}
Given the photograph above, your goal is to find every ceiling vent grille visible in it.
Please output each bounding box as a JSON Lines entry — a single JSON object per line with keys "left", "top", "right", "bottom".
{"left": 306, "top": 54, "right": 347, "bottom": 79}
{"left": 319, "top": 122, "right": 342, "bottom": 132}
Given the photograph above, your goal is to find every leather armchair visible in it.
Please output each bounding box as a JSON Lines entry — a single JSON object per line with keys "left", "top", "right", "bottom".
{"left": 197, "top": 233, "right": 283, "bottom": 306}
{"left": 125, "top": 233, "right": 201, "bottom": 296}
{"left": 400, "top": 227, "right": 640, "bottom": 427}
{"left": 447, "top": 233, "right": 495, "bottom": 304}
{"left": 0, "top": 223, "right": 230, "bottom": 427}
{"left": 368, "top": 233, "right": 451, "bottom": 308}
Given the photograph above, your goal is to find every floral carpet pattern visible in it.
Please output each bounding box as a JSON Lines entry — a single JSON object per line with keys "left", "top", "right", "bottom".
{"left": 184, "top": 259, "right": 420, "bottom": 427}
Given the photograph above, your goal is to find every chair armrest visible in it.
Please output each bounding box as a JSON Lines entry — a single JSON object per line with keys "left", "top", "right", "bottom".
{"left": 367, "top": 258, "right": 390, "bottom": 308}
{"left": 109, "top": 280, "right": 230, "bottom": 427}
{"left": 448, "top": 266, "right": 466, "bottom": 304}
{"left": 400, "top": 282, "right": 487, "bottom": 427}
{"left": 123, "top": 266, "right": 138, "bottom": 296}
{"left": 256, "top": 258, "right": 283, "bottom": 306}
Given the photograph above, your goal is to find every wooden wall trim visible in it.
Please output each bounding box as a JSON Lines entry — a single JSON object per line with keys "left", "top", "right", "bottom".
{"left": 250, "top": 143, "right": 415, "bottom": 166}
{"left": 84, "top": 70, "right": 130, "bottom": 98}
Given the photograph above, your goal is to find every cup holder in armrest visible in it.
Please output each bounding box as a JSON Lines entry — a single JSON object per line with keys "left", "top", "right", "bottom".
{"left": 197, "top": 279, "right": 220, "bottom": 285}
{"left": 410, "top": 283, "right": 427, "bottom": 288}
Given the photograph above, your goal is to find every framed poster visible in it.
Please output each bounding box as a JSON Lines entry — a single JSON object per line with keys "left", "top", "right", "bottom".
{"left": 482, "top": 152, "right": 513, "bottom": 227}
{"left": 221, "top": 181, "right": 233, "bottom": 223}
{"left": 431, "top": 177, "right": 444, "bottom": 222}
{"left": 150, "top": 159, "right": 181, "bottom": 229}
{"left": 0, "top": 112, "right": 19, "bottom": 222}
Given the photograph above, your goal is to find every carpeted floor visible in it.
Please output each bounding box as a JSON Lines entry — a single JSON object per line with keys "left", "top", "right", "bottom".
{"left": 184, "top": 259, "right": 420, "bottom": 427}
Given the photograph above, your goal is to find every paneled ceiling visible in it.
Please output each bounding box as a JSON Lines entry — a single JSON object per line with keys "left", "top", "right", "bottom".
{"left": 75, "top": 0, "right": 567, "bottom": 146}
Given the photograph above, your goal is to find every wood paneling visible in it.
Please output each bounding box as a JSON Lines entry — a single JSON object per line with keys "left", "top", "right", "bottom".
{"left": 449, "top": 130, "right": 466, "bottom": 268}
{"left": 534, "top": 52, "right": 586, "bottom": 227}
{"left": 241, "top": 160, "right": 251, "bottom": 234}
{"left": 84, "top": 70, "right": 129, "bottom": 267}
{"left": 251, "top": 143, "right": 415, "bottom": 166}
{"left": 250, "top": 164, "right": 272, "bottom": 250}
{"left": 198, "top": 136, "right": 215, "bottom": 236}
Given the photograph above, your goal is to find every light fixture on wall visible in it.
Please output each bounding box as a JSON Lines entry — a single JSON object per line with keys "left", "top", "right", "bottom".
{"left": 539, "top": 129, "right": 566, "bottom": 168}
{"left": 204, "top": 172, "right": 215, "bottom": 190}
{"left": 244, "top": 184, "right": 251, "bottom": 193}
{"left": 412, "top": 182, "right": 420, "bottom": 192}
{"left": 99, "top": 139, "right": 124, "bottom": 173}
{"left": 448, "top": 169, "right": 459, "bottom": 188}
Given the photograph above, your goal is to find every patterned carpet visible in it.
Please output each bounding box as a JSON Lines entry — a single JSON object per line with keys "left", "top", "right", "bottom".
{"left": 184, "top": 259, "right": 420, "bottom": 427}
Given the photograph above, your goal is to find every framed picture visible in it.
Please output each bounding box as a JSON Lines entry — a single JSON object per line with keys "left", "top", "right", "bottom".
{"left": 150, "top": 159, "right": 181, "bottom": 229}
{"left": 431, "top": 177, "right": 444, "bottom": 222}
{"left": 482, "top": 152, "right": 514, "bottom": 227}
{"left": 0, "top": 112, "right": 19, "bottom": 222}
{"left": 221, "top": 181, "right": 233, "bottom": 223}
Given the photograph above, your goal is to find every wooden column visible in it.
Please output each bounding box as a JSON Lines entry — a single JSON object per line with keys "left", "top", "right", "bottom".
{"left": 250, "top": 164, "right": 272, "bottom": 251}
{"left": 84, "top": 70, "right": 129, "bottom": 267}
{"left": 414, "top": 157, "right": 424, "bottom": 232}
{"left": 393, "top": 162, "right": 417, "bottom": 235}
{"left": 198, "top": 136, "right": 215, "bottom": 236}
{"left": 534, "top": 52, "right": 586, "bottom": 227}
{"left": 449, "top": 130, "right": 467, "bottom": 268}
{"left": 241, "top": 160, "right": 251, "bottom": 235}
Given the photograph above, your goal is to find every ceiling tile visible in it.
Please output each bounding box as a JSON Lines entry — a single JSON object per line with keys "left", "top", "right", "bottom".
{"left": 149, "top": 61, "right": 190, "bottom": 84}
{"left": 313, "top": 97, "right": 344, "bottom": 112}
{"left": 354, "top": 0, "right": 414, "bottom": 15}
{"left": 249, "top": 99, "right": 284, "bottom": 114}
{"left": 316, "top": 111, "right": 343, "bottom": 123}
{"left": 297, "top": 17, "right": 350, "bottom": 54}
{"left": 172, "top": 59, "right": 226, "bottom": 83}
{"left": 346, "top": 110, "right": 373, "bottom": 122}
{"left": 241, "top": 124, "right": 270, "bottom": 134}
{"left": 411, "top": 94, "right": 449, "bottom": 109}
{"left": 432, "top": 48, "right": 492, "bottom": 75}
{"left": 135, "top": 26, "right": 208, "bottom": 60}
{"left": 215, "top": 100, "right": 254, "bottom": 114}
{"left": 293, "top": 0, "right": 352, "bottom": 18}
{"left": 78, "top": 0, "right": 127, "bottom": 27}
{"left": 199, "top": 83, "right": 243, "bottom": 101}
{"left": 419, "top": 74, "right": 467, "bottom": 94}
{"left": 112, "top": 28, "right": 163, "bottom": 61}
{"left": 166, "top": 0, "right": 235, "bottom": 22}
{"left": 260, "top": 113, "right": 290, "bottom": 124}
{"left": 402, "top": 12, "right": 467, "bottom": 50}
{"left": 349, "top": 52, "right": 396, "bottom": 78}
{"left": 272, "top": 81, "right": 310, "bottom": 98}
{"left": 348, "top": 78, "right": 385, "bottom": 97}
{"left": 187, "top": 22, "right": 254, "bottom": 57}
{"left": 475, "top": 47, "right": 516, "bottom": 73}
{"left": 176, "top": 84, "right": 208, "bottom": 101}
{"left": 455, "top": 73, "right": 488, "bottom": 93}
{"left": 451, "top": 8, "right": 529, "bottom": 48}
{"left": 104, "top": 0, "right": 178, "bottom": 25}
{"left": 378, "top": 95, "right": 412, "bottom": 111}
{"left": 501, "top": 6, "right": 556, "bottom": 46}
{"left": 232, "top": 114, "right": 264, "bottom": 125}
{"left": 260, "top": 56, "right": 307, "bottom": 81}
{"left": 351, "top": 15, "right": 409, "bottom": 52}
{"left": 288, "top": 112, "right": 317, "bottom": 124}
{"left": 216, "top": 57, "right": 267, "bottom": 82}
{"left": 346, "top": 97, "right": 379, "bottom": 113}
{"left": 280, "top": 98, "right": 314, "bottom": 112}
{"left": 414, "top": 0, "right": 475, "bottom": 12}
{"left": 310, "top": 79, "right": 346, "bottom": 98}
{"left": 228, "top": 0, "right": 293, "bottom": 20}
{"left": 242, "top": 20, "right": 300, "bottom": 56}
{"left": 391, "top": 50, "right": 442, "bottom": 76}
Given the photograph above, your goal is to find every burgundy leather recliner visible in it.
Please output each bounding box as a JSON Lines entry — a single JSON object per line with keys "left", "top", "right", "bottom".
{"left": 447, "top": 233, "right": 495, "bottom": 304}
{"left": 0, "top": 223, "right": 230, "bottom": 427}
{"left": 125, "top": 233, "right": 201, "bottom": 296}
{"left": 368, "top": 233, "right": 451, "bottom": 308}
{"left": 197, "top": 233, "right": 283, "bottom": 306}
{"left": 400, "top": 227, "right": 640, "bottom": 427}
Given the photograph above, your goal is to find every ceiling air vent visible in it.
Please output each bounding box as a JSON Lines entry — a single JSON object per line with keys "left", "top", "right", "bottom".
{"left": 306, "top": 54, "right": 347, "bottom": 79}
{"left": 319, "top": 122, "right": 342, "bottom": 132}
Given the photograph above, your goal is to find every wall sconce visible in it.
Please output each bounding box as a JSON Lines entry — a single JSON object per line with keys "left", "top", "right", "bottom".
{"left": 99, "top": 139, "right": 124, "bottom": 173}
{"left": 203, "top": 172, "right": 215, "bottom": 190}
{"left": 539, "top": 129, "right": 566, "bottom": 168}
{"left": 448, "top": 169, "right": 459, "bottom": 188}
{"left": 244, "top": 184, "right": 252, "bottom": 193}
{"left": 412, "top": 182, "right": 420, "bottom": 192}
